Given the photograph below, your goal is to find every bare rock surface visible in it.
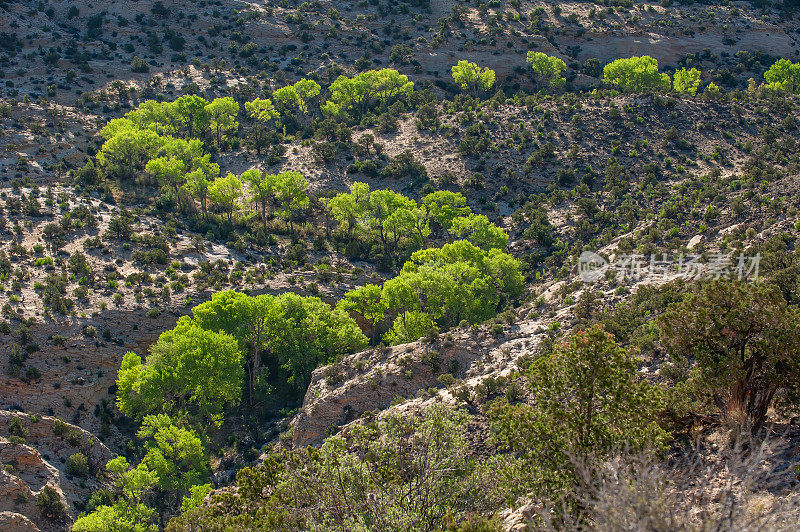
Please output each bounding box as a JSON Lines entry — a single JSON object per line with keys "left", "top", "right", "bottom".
{"left": 0, "top": 412, "right": 115, "bottom": 531}
{"left": 0, "top": 511, "right": 41, "bottom": 532}
{"left": 290, "top": 302, "right": 571, "bottom": 447}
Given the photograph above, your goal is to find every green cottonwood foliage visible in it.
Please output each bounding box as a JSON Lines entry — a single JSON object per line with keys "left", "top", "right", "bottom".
{"left": 272, "top": 78, "right": 321, "bottom": 121}
{"left": 673, "top": 67, "right": 701, "bottom": 95}
{"left": 190, "top": 291, "right": 368, "bottom": 396}
{"left": 116, "top": 320, "right": 244, "bottom": 425}
{"left": 603, "top": 56, "right": 671, "bottom": 92}
{"left": 117, "top": 291, "right": 367, "bottom": 420}
{"left": 526, "top": 51, "right": 567, "bottom": 88}
{"left": 764, "top": 58, "right": 800, "bottom": 93}
{"left": 322, "top": 69, "right": 413, "bottom": 117}
{"left": 326, "top": 184, "right": 508, "bottom": 264}
{"left": 339, "top": 240, "right": 524, "bottom": 345}
{"left": 74, "top": 414, "right": 209, "bottom": 532}
{"left": 450, "top": 60, "right": 496, "bottom": 94}
{"left": 97, "top": 95, "right": 221, "bottom": 182}
{"left": 207, "top": 172, "right": 243, "bottom": 222}
{"left": 243, "top": 169, "right": 309, "bottom": 228}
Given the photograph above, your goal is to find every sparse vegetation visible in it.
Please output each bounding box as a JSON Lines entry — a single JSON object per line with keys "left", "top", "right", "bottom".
{"left": 3, "top": 1, "right": 800, "bottom": 530}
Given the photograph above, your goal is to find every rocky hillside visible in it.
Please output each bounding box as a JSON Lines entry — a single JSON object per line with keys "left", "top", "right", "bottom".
{"left": 2, "top": 0, "right": 800, "bottom": 530}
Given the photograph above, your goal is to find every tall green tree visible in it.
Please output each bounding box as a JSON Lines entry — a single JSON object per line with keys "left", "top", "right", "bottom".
{"left": 145, "top": 156, "right": 185, "bottom": 194}
{"left": 268, "top": 293, "right": 368, "bottom": 391}
{"left": 115, "top": 319, "right": 244, "bottom": 425}
{"left": 137, "top": 414, "right": 209, "bottom": 502}
{"left": 169, "top": 94, "right": 210, "bottom": 138}
{"left": 322, "top": 69, "right": 413, "bottom": 116}
{"left": 526, "top": 51, "right": 567, "bottom": 88}
{"left": 73, "top": 500, "right": 157, "bottom": 532}
{"left": 272, "top": 79, "right": 321, "bottom": 125}
{"left": 204, "top": 97, "right": 239, "bottom": 147}
{"left": 379, "top": 240, "right": 524, "bottom": 341}
{"left": 243, "top": 169, "right": 280, "bottom": 228}
{"left": 368, "top": 189, "right": 418, "bottom": 250}
{"left": 450, "top": 213, "right": 508, "bottom": 251}
{"left": 764, "top": 58, "right": 800, "bottom": 93}
{"left": 244, "top": 98, "right": 278, "bottom": 155}
{"left": 182, "top": 161, "right": 219, "bottom": 218}
{"left": 274, "top": 171, "right": 309, "bottom": 231}
{"left": 97, "top": 125, "right": 164, "bottom": 179}
{"left": 209, "top": 172, "right": 243, "bottom": 222}
{"left": 450, "top": 60, "right": 495, "bottom": 95}
{"left": 75, "top": 415, "right": 209, "bottom": 531}
{"left": 383, "top": 203, "right": 430, "bottom": 252}
{"left": 603, "top": 56, "right": 671, "bottom": 92}
{"left": 422, "top": 190, "right": 470, "bottom": 233}
{"left": 192, "top": 292, "right": 278, "bottom": 405}
{"left": 326, "top": 181, "right": 374, "bottom": 236}
{"left": 190, "top": 291, "right": 367, "bottom": 396}
{"left": 384, "top": 310, "right": 437, "bottom": 345}
{"left": 673, "top": 67, "right": 701, "bottom": 95}
{"left": 337, "top": 284, "right": 386, "bottom": 342}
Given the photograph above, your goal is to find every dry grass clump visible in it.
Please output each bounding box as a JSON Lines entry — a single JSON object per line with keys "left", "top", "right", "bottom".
{"left": 530, "top": 432, "right": 800, "bottom": 531}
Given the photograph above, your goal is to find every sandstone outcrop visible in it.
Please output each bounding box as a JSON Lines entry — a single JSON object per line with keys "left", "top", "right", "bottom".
{"left": 0, "top": 412, "right": 115, "bottom": 531}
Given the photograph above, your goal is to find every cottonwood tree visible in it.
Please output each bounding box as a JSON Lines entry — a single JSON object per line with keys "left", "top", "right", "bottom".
{"left": 192, "top": 291, "right": 276, "bottom": 405}
{"left": 450, "top": 213, "right": 509, "bottom": 250}
{"left": 378, "top": 240, "right": 524, "bottom": 341}
{"left": 764, "top": 58, "right": 800, "bottom": 93}
{"left": 272, "top": 78, "right": 321, "bottom": 125}
{"left": 450, "top": 60, "right": 495, "bottom": 95}
{"left": 209, "top": 173, "right": 243, "bottom": 222}
{"left": 327, "top": 183, "right": 432, "bottom": 259}
{"left": 603, "top": 56, "right": 671, "bottom": 92}
{"left": 97, "top": 124, "right": 163, "bottom": 179}
{"left": 145, "top": 137, "right": 205, "bottom": 197}
{"left": 326, "top": 181, "right": 374, "bottom": 237}
{"left": 170, "top": 94, "right": 210, "bottom": 138}
{"left": 190, "top": 291, "right": 367, "bottom": 395}
{"left": 242, "top": 169, "right": 279, "bottom": 228}
{"left": 115, "top": 319, "right": 244, "bottom": 425}
{"left": 322, "top": 69, "right": 413, "bottom": 116}
{"left": 75, "top": 415, "right": 209, "bottom": 531}
{"left": 368, "top": 189, "right": 419, "bottom": 250}
{"left": 384, "top": 310, "right": 438, "bottom": 345}
{"left": 182, "top": 161, "right": 220, "bottom": 218}
{"left": 204, "top": 97, "right": 239, "bottom": 148}
{"left": 244, "top": 98, "right": 278, "bottom": 155}
{"left": 383, "top": 202, "right": 430, "bottom": 253}
{"left": 526, "top": 51, "right": 567, "bottom": 88}
{"left": 274, "top": 171, "right": 309, "bottom": 231}
{"left": 337, "top": 283, "right": 386, "bottom": 342}
{"left": 422, "top": 190, "right": 470, "bottom": 234}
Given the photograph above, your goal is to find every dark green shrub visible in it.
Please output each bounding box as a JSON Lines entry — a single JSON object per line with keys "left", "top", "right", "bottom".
{"left": 66, "top": 453, "right": 89, "bottom": 477}
{"left": 36, "top": 485, "right": 67, "bottom": 519}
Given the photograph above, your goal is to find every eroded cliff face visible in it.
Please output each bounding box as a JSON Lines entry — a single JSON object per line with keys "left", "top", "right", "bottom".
{"left": 0, "top": 411, "right": 114, "bottom": 531}
{"left": 1, "top": 308, "right": 184, "bottom": 437}
{"left": 290, "top": 300, "right": 571, "bottom": 448}
{"left": 0, "top": 511, "right": 40, "bottom": 532}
